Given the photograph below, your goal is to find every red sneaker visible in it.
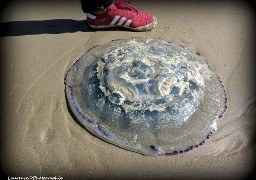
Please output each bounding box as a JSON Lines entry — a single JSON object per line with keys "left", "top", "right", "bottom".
{"left": 86, "top": 1, "right": 157, "bottom": 31}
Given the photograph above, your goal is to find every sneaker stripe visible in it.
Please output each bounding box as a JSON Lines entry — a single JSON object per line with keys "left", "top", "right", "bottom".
{"left": 110, "top": 15, "right": 120, "bottom": 25}
{"left": 86, "top": 13, "right": 96, "bottom": 20}
{"left": 123, "top": 19, "right": 133, "bottom": 27}
{"left": 117, "top": 17, "right": 126, "bottom": 26}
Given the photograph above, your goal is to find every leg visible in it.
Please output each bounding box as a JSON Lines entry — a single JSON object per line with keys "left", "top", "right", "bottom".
{"left": 80, "top": 0, "right": 113, "bottom": 13}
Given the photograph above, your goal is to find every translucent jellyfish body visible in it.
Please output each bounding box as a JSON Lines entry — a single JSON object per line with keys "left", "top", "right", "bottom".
{"left": 65, "top": 38, "right": 227, "bottom": 156}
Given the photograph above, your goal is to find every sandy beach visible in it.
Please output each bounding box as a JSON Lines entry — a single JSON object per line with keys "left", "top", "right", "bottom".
{"left": 1, "top": 0, "right": 255, "bottom": 179}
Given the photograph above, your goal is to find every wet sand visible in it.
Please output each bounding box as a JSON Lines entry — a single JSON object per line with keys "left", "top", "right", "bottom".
{"left": 1, "top": 0, "right": 255, "bottom": 179}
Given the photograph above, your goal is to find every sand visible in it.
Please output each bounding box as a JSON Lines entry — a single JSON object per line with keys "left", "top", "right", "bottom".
{"left": 0, "top": 0, "right": 255, "bottom": 179}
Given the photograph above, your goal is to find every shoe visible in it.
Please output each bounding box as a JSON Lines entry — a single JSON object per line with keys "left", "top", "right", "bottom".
{"left": 86, "top": 0, "right": 157, "bottom": 31}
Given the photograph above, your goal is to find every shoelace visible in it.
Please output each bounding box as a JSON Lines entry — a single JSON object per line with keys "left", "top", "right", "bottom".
{"left": 114, "top": 0, "right": 138, "bottom": 13}
{"left": 115, "top": 0, "right": 130, "bottom": 4}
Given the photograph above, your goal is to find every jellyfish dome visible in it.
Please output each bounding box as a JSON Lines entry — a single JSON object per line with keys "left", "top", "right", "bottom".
{"left": 65, "top": 38, "right": 227, "bottom": 156}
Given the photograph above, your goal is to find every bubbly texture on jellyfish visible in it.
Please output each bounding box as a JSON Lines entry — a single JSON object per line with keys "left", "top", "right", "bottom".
{"left": 65, "top": 38, "right": 227, "bottom": 156}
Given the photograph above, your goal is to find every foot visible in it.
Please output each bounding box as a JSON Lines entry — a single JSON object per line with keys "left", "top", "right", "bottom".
{"left": 86, "top": 1, "right": 157, "bottom": 31}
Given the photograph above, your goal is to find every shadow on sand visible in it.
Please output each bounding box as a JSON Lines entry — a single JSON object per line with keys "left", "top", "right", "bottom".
{"left": 0, "top": 19, "right": 93, "bottom": 37}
